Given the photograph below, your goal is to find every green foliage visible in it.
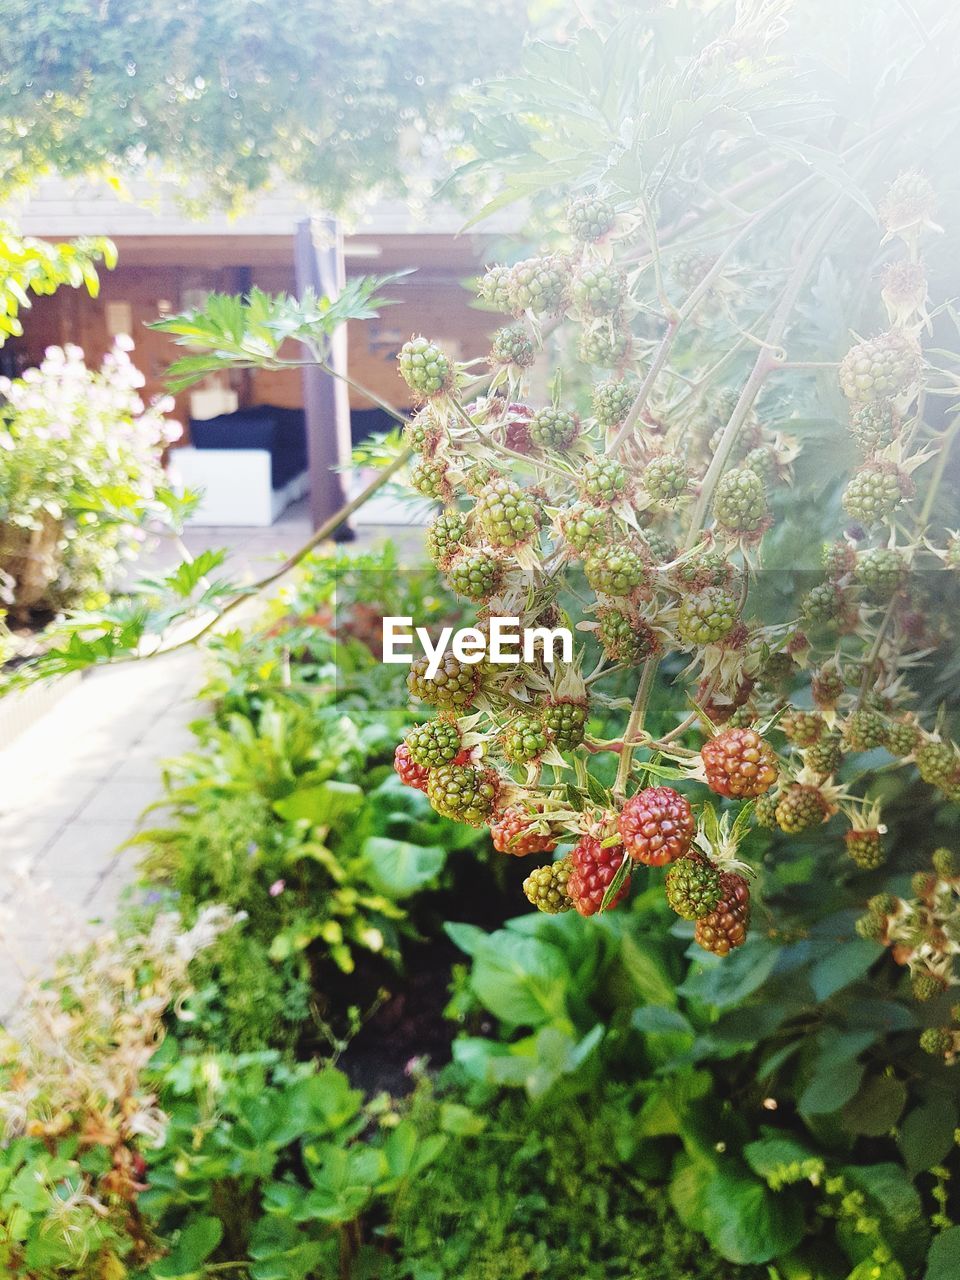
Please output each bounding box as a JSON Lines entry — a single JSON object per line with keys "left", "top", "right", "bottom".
{"left": 0, "top": 220, "right": 114, "bottom": 341}
{"left": 0, "top": 0, "right": 525, "bottom": 210}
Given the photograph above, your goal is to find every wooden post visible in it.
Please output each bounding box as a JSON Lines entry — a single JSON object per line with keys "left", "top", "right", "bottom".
{"left": 294, "top": 216, "right": 353, "bottom": 532}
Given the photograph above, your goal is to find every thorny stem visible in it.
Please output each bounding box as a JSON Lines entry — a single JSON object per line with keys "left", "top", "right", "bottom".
{"left": 614, "top": 659, "right": 656, "bottom": 796}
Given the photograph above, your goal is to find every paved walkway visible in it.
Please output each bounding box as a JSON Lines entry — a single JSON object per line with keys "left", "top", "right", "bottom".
{"left": 0, "top": 501, "right": 423, "bottom": 1016}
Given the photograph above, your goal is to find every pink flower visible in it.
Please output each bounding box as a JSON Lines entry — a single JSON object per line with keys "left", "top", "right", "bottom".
{"left": 268, "top": 879, "right": 286, "bottom": 897}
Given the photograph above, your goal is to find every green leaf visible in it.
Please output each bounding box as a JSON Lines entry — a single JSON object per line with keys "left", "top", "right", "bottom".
{"left": 926, "top": 1226, "right": 960, "bottom": 1280}
{"left": 469, "top": 930, "right": 571, "bottom": 1027}
{"left": 700, "top": 1168, "right": 806, "bottom": 1264}
{"left": 273, "top": 780, "right": 365, "bottom": 826}
{"left": 744, "top": 1131, "right": 822, "bottom": 1187}
{"left": 151, "top": 1216, "right": 223, "bottom": 1278}
{"left": 810, "top": 938, "right": 883, "bottom": 1001}
{"left": 841, "top": 1074, "right": 907, "bottom": 1137}
{"left": 900, "top": 1098, "right": 959, "bottom": 1176}
{"left": 249, "top": 1217, "right": 328, "bottom": 1280}
{"left": 439, "top": 1103, "right": 487, "bottom": 1137}
{"left": 359, "top": 836, "right": 446, "bottom": 898}
{"left": 677, "top": 936, "right": 779, "bottom": 1008}
{"left": 843, "top": 1163, "right": 928, "bottom": 1271}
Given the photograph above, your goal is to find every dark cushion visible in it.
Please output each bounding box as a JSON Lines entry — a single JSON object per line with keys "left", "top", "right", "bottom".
{"left": 189, "top": 406, "right": 307, "bottom": 490}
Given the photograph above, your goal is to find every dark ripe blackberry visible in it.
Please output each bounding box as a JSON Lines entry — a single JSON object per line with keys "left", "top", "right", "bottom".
{"left": 805, "top": 732, "right": 844, "bottom": 778}
{"left": 491, "top": 325, "right": 536, "bottom": 368}
{"left": 644, "top": 454, "right": 689, "bottom": 503}
{"left": 774, "top": 783, "right": 829, "bottom": 833}
{"left": 579, "top": 321, "right": 630, "bottom": 368}
{"left": 580, "top": 455, "right": 628, "bottom": 504}
{"left": 523, "top": 859, "right": 574, "bottom": 913}
{"left": 398, "top": 336, "right": 453, "bottom": 398}
{"left": 570, "top": 263, "right": 626, "bottom": 316}
{"left": 502, "top": 713, "right": 548, "bottom": 765}
{"left": 426, "top": 762, "right": 499, "bottom": 826}
{"left": 448, "top": 549, "right": 501, "bottom": 601}
{"left": 694, "top": 871, "right": 750, "bottom": 955}
{"left": 405, "top": 720, "right": 462, "bottom": 769}
{"left": 598, "top": 607, "right": 660, "bottom": 664}
{"left": 425, "top": 512, "right": 467, "bottom": 568}
{"left": 855, "top": 547, "right": 905, "bottom": 602}
{"left": 677, "top": 586, "right": 739, "bottom": 646}
{"left": 592, "top": 378, "right": 638, "bottom": 427}
{"left": 713, "top": 467, "right": 769, "bottom": 535}
{"left": 567, "top": 835, "right": 630, "bottom": 915}
{"left": 842, "top": 464, "right": 912, "bottom": 526}
{"left": 849, "top": 401, "right": 900, "bottom": 452}
{"left": 475, "top": 477, "right": 539, "bottom": 548}
{"left": 529, "top": 406, "right": 580, "bottom": 450}
{"left": 507, "top": 254, "right": 570, "bottom": 315}
{"left": 838, "top": 331, "right": 922, "bottom": 402}
{"left": 477, "top": 264, "right": 514, "bottom": 312}
{"left": 408, "top": 653, "right": 481, "bottom": 710}
{"left": 542, "top": 698, "right": 589, "bottom": 752}
{"left": 567, "top": 193, "right": 616, "bottom": 242}
{"left": 843, "top": 708, "right": 888, "bottom": 752}
{"left": 665, "top": 855, "right": 723, "bottom": 920}
{"left": 584, "top": 546, "right": 647, "bottom": 596}
{"left": 558, "top": 503, "right": 612, "bottom": 554}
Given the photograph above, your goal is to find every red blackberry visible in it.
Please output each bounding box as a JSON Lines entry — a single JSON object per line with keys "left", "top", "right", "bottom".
{"left": 567, "top": 835, "right": 630, "bottom": 915}
{"left": 491, "top": 807, "right": 557, "bottom": 857}
{"left": 701, "top": 727, "right": 778, "bottom": 799}
{"left": 394, "top": 743, "right": 430, "bottom": 793}
{"left": 694, "top": 871, "right": 750, "bottom": 955}
{"left": 619, "top": 787, "right": 695, "bottom": 866}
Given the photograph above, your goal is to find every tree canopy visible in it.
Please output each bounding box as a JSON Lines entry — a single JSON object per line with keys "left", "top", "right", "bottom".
{"left": 0, "top": 0, "right": 526, "bottom": 210}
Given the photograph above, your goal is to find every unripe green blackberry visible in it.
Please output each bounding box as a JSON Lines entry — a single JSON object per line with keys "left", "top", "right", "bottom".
{"left": 754, "top": 791, "right": 778, "bottom": 829}
{"left": 838, "top": 331, "right": 922, "bottom": 402}
{"left": 694, "top": 871, "right": 750, "bottom": 955}
{"left": 598, "top": 608, "right": 659, "bottom": 663}
{"left": 507, "top": 255, "right": 570, "bottom": 315}
{"left": 856, "top": 912, "right": 888, "bottom": 942}
{"left": 448, "top": 549, "right": 501, "bottom": 601}
{"left": 542, "top": 698, "right": 589, "bottom": 752}
{"left": 843, "top": 464, "right": 911, "bottom": 526}
{"left": 502, "top": 713, "right": 548, "bottom": 765}
{"left": 580, "top": 455, "right": 628, "bottom": 503}
{"left": 713, "top": 467, "right": 769, "bottom": 535}
{"left": 427, "top": 763, "right": 499, "bottom": 826}
{"left": 425, "top": 512, "right": 466, "bottom": 568}
{"left": 523, "top": 858, "right": 574, "bottom": 913}
{"left": 812, "top": 665, "right": 845, "bottom": 709}
{"left": 558, "top": 503, "right": 611, "bottom": 554}
{"left": 919, "top": 1027, "right": 953, "bottom": 1057}
{"left": 775, "top": 783, "right": 830, "bottom": 833}
{"left": 410, "top": 458, "right": 451, "bottom": 501}
{"left": 743, "top": 445, "right": 777, "bottom": 486}
{"left": 868, "top": 893, "right": 898, "bottom": 917}
{"left": 879, "top": 170, "right": 938, "bottom": 237}
{"left": 845, "top": 828, "right": 884, "bottom": 870}
{"left": 462, "top": 462, "right": 500, "bottom": 497}
{"left": 579, "top": 321, "right": 630, "bottom": 367}
{"left": 405, "top": 720, "right": 462, "bottom": 769}
{"left": 805, "top": 732, "right": 844, "bottom": 778}
{"left": 849, "top": 401, "right": 900, "bottom": 453}
{"left": 844, "top": 708, "right": 888, "bottom": 752}
{"left": 490, "top": 325, "right": 536, "bottom": 368}
{"left": 912, "top": 972, "right": 945, "bottom": 1002}
{"left": 592, "top": 378, "right": 637, "bottom": 427}
{"left": 801, "top": 582, "right": 846, "bottom": 627}
{"left": 780, "top": 710, "right": 824, "bottom": 747}
{"left": 570, "top": 264, "right": 626, "bottom": 316}
{"left": 822, "top": 539, "right": 857, "bottom": 579}
{"left": 399, "top": 336, "right": 452, "bottom": 397}
{"left": 475, "top": 477, "right": 539, "bottom": 548}
{"left": 884, "top": 719, "right": 920, "bottom": 757}
{"left": 932, "top": 847, "right": 960, "bottom": 880}
{"left": 916, "top": 741, "right": 958, "bottom": 787}
{"left": 644, "top": 454, "right": 689, "bottom": 503}
{"left": 670, "top": 249, "right": 712, "bottom": 292}
{"left": 404, "top": 412, "right": 433, "bottom": 453}
{"left": 677, "top": 586, "right": 739, "bottom": 646}
{"left": 674, "top": 551, "right": 736, "bottom": 590}
{"left": 665, "top": 855, "right": 723, "bottom": 920}
{"left": 855, "top": 547, "right": 905, "bottom": 602}
{"left": 477, "top": 264, "right": 514, "bottom": 312}
{"left": 913, "top": 870, "right": 936, "bottom": 898}
{"left": 639, "top": 529, "right": 677, "bottom": 565}
{"left": 584, "top": 546, "right": 647, "bottom": 596}
{"left": 529, "top": 406, "right": 580, "bottom": 450}
{"left": 567, "top": 193, "right": 616, "bottom": 242}
{"left": 408, "top": 653, "right": 481, "bottom": 710}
